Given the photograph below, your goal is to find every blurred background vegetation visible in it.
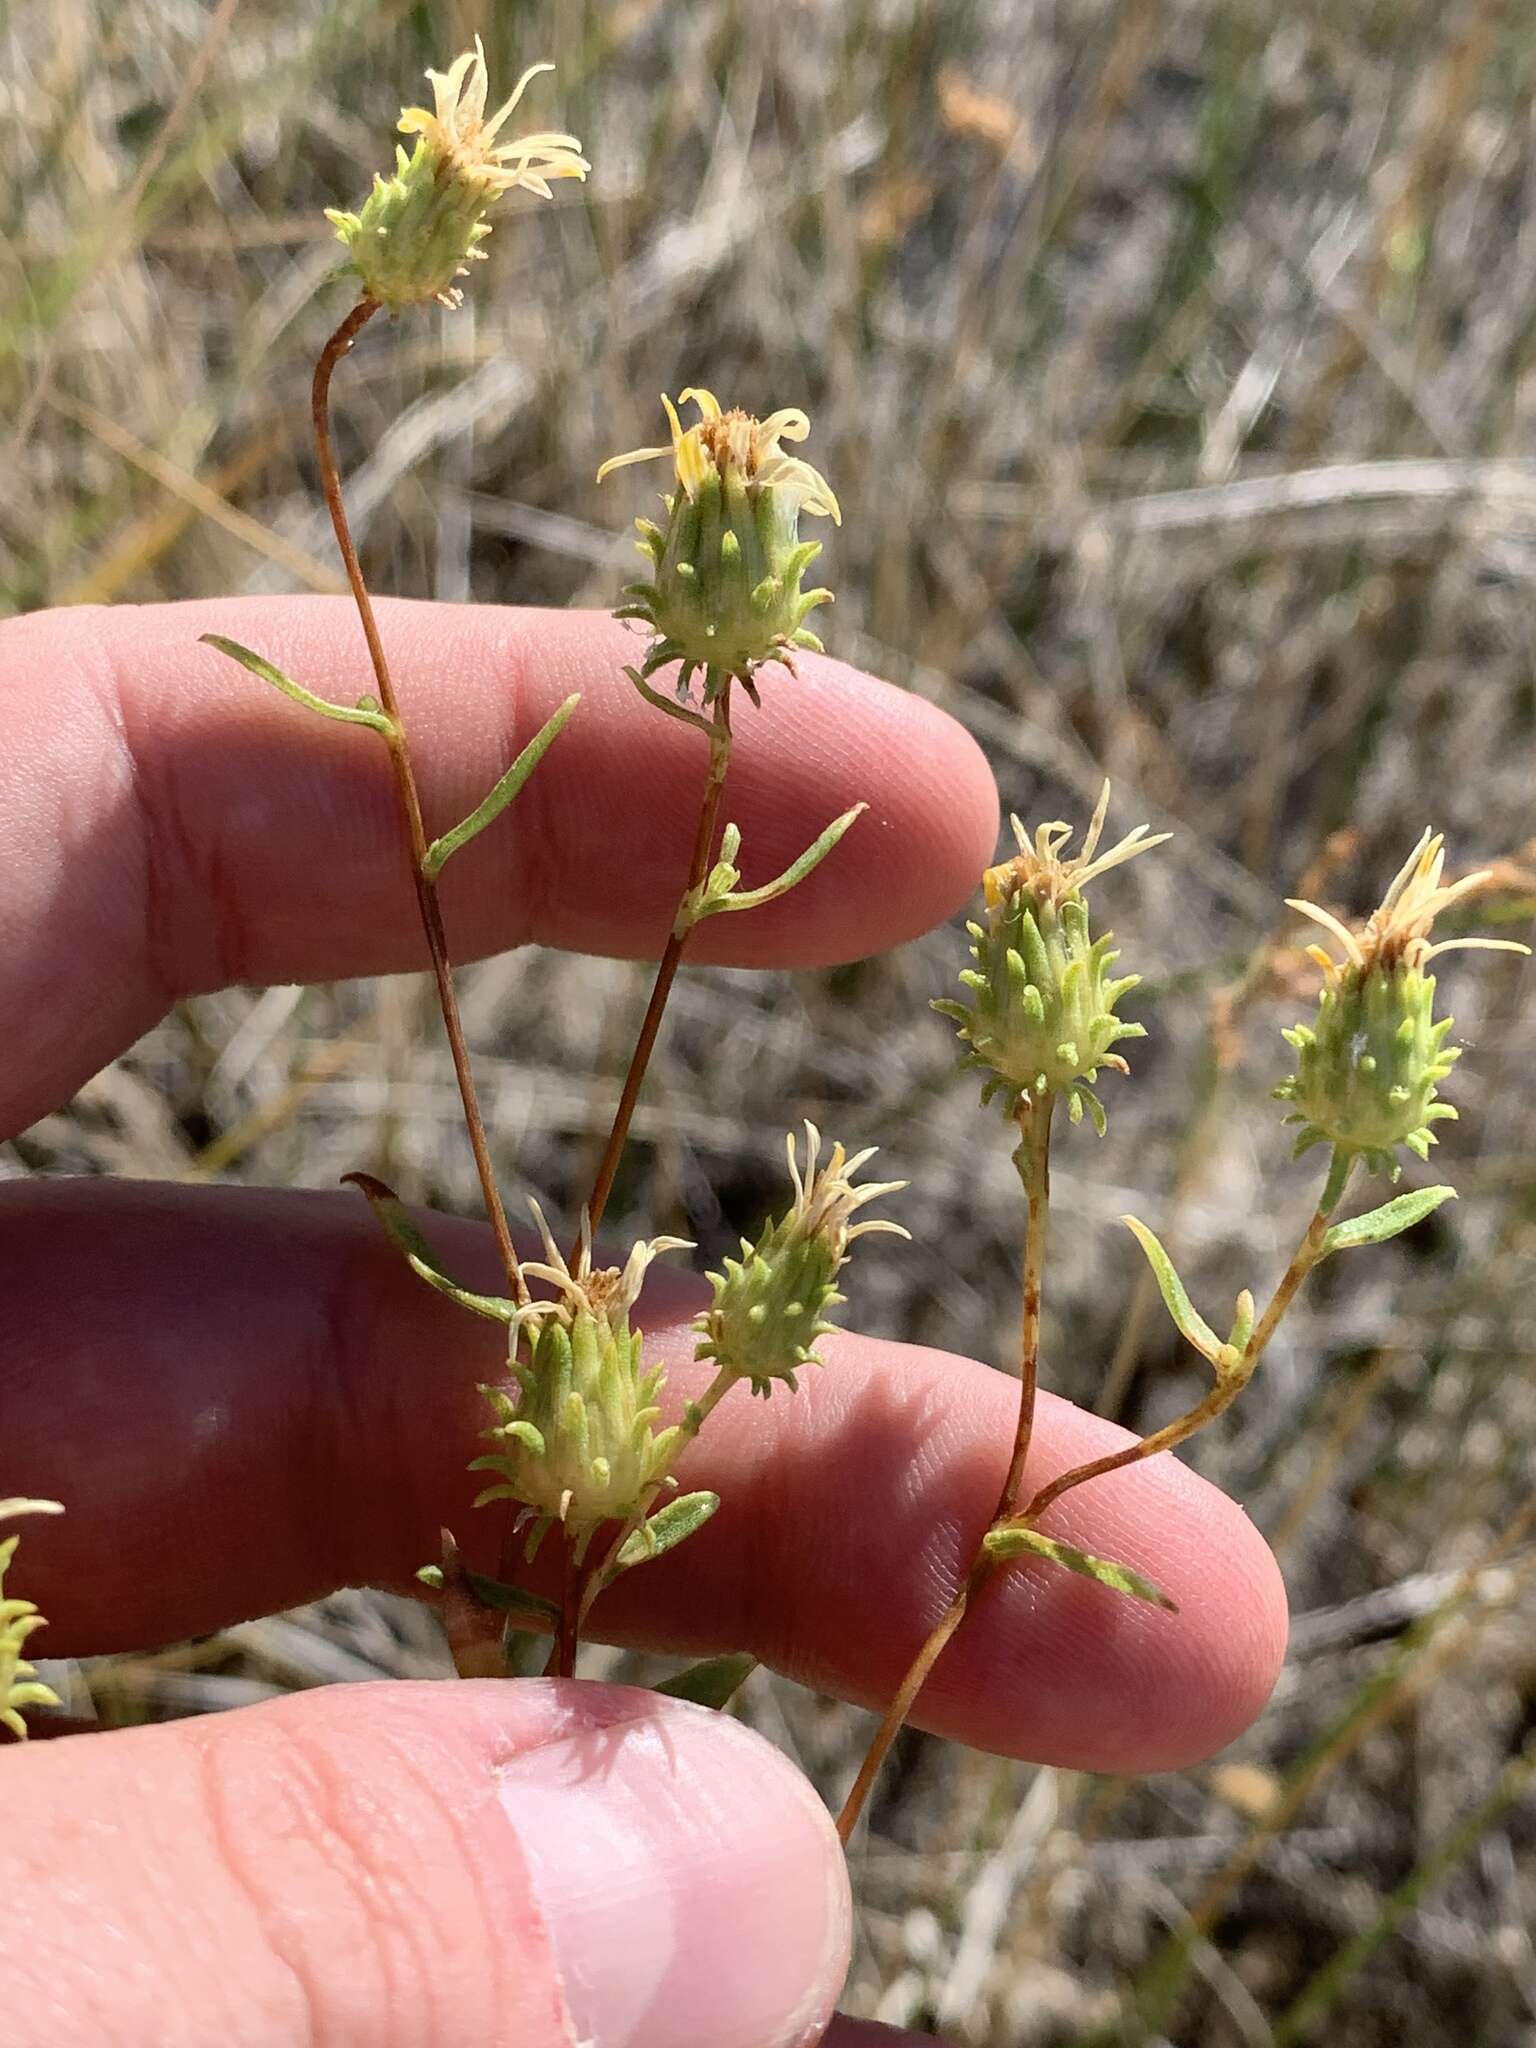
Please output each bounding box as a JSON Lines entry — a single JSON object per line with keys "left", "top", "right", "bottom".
{"left": 7, "top": 0, "right": 1536, "bottom": 2040}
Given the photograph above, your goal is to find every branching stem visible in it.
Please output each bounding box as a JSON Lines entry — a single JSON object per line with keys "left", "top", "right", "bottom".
{"left": 313, "top": 296, "right": 526, "bottom": 1307}
{"left": 837, "top": 1139, "right": 1353, "bottom": 1845}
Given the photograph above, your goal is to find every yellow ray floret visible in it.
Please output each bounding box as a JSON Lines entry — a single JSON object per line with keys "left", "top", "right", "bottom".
{"left": 398, "top": 39, "right": 590, "bottom": 198}
{"left": 598, "top": 388, "right": 841, "bottom": 523}
{"left": 1287, "top": 829, "right": 1529, "bottom": 982}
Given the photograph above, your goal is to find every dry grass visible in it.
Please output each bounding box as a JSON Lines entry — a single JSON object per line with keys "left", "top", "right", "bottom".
{"left": 8, "top": 2, "right": 1536, "bottom": 2041}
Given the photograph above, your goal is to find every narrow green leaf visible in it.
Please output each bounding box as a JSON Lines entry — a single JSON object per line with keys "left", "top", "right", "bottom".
{"left": 1121, "top": 1215, "right": 1224, "bottom": 1366}
{"left": 654, "top": 1652, "right": 758, "bottom": 1709}
{"left": 983, "top": 1524, "right": 1177, "bottom": 1610}
{"left": 415, "top": 1563, "right": 560, "bottom": 1626}
{"left": 615, "top": 1491, "right": 720, "bottom": 1571}
{"left": 696, "top": 806, "right": 867, "bottom": 920}
{"left": 1321, "top": 1184, "right": 1457, "bottom": 1255}
{"left": 423, "top": 695, "right": 581, "bottom": 878}
{"left": 201, "top": 634, "right": 395, "bottom": 733}
{"left": 625, "top": 666, "right": 715, "bottom": 735}
{"left": 1225, "top": 1287, "right": 1256, "bottom": 1358}
{"left": 343, "top": 1172, "right": 515, "bottom": 1322}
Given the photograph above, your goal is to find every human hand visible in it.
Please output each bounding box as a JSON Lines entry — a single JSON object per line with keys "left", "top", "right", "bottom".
{"left": 0, "top": 599, "right": 1286, "bottom": 2046}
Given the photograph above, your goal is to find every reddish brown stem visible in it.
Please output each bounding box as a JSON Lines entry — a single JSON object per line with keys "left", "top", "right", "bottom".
{"left": 583, "top": 683, "right": 734, "bottom": 1238}
{"left": 548, "top": 1536, "right": 585, "bottom": 1679}
{"left": 312, "top": 298, "right": 526, "bottom": 1306}
{"left": 837, "top": 1089, "right": 1056, "bottom": 1843}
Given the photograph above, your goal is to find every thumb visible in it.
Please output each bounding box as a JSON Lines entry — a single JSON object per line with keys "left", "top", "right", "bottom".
{"left": 3, "top": 1678, "right": 850, "bottom": 2048}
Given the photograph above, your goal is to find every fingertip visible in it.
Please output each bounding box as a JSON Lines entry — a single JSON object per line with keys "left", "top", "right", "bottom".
{"left": 478, "top": 1681, "right": 851, "bottom": 2048}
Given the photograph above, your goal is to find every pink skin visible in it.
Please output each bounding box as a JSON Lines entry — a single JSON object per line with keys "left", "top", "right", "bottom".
{"left": 0, "top": 601, "right": 1289, "bottom": 2047}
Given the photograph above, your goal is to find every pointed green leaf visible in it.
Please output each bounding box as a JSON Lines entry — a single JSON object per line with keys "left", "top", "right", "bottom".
{"left": 201, "top": 634, "right": 395, "bottom": 733}
{"left": 1321, "top": 1184, "right": 1457, "bottom": 1255}
{"left": 625, "top": 666, "right": 716, "bottom": 736}
{"left": 654, "top": 1652, "right": 758, "bottom": 1709}
{"left": 415, "top": 1562, "right": 559, "bottom": 1626}
{"left": 1121, "top": 1215, "right": 1224, "bottom": 1366}
{"left": 343, "top": 1172, "right": 515, "bottom": 1322}
{"left": 423, "top": 695, "right": 581, "bottom": 878}
{"left": 614, "top": 1491, "right": 720, "bottom": 1571}
{"left": 687, "top": 806, "right": 868, "bottom": 924}
{"left": 983, "top": 1524, "right": 1177, "bottom": 1610}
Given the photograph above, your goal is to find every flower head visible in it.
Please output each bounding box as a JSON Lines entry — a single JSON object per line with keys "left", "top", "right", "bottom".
{"left": 470, "top": 1208, "right": 691, "bottom": 1561}
{"left": 1277, "top": 831, "right": 1529, "bottom": 1175}
{"left": 940, "top": 784, "right": 1166, "bottom": 1131}
{"left": 598, "top": 389, "right": 839, "bottom": 703}
{"left": 695, "top": 1125, "right": 907, "bottom": 1396}
{"left": 326, "top": 41, "right": 588, "bottom": 311}
{"left": 0, "top": 1498, "right": 63, "bottom": 1739}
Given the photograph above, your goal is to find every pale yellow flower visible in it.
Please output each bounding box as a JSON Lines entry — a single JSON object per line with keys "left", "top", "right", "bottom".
{"left": 398, "top": 41, "right": 590, "bottom": 199}
{"left": 1287, "top": 829, "right": 1528, "bottom": 983}
{"left": 985, "top": 781, "right": 1169, "bottom": 914}
{"left": 598, "top": 388, "right": 841, "bottom": 524}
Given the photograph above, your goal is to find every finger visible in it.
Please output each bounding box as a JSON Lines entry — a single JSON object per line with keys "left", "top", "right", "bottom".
{"left": 0, "top": 597, "right": 996, "bottom": 1133}
{"left": 1, "top": 1679, "right": 849, "bottom": 2048}
{"left": 3, "top": 1181, "right": 1286, "bottom": 1772}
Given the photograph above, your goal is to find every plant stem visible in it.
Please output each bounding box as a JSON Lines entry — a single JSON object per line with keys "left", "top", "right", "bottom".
{"left": 837, "top": 1142, "right": 1351, "bottom": 1846}
{"left": 836, "top": 1090, "right": 1056, "bottom": 1844}
{"left": 1017, "top": 1150, "right": 1352, "bottom": 1530}
{"left": 583, "top": 678, "right": 734, "bottom": 1238}
{"left": 549, "top": 1536, "right": 584, "bottom": 1679}
{"left": 1002, "top": 1091, "right": 1055, "bottom": 1511}
{"left": 313, "top": 296, "right": 525, "bottom": 1306}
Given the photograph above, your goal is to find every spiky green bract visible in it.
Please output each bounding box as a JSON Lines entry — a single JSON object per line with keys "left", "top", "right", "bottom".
{"left": 470, "top": 1210, "right": 691, "bottom": 1563}
{"left": 941, "top": 891, "right": 1143, "bottom": 1132}
{"left": 695, "top": 1125, "right": 907, "bottom": 1396}
{"left": 936, "top": 787, "right": 1167, "bottom": 1131}
{"left": 1279, "top": 829, "right": 1529, "bottom": 1178}
{"left": 0, "top": 1503, "right": 63, "bottom": 1739}
{"left": 473, "top": 1314, "right": 683, "bottom": 1563}
{"left": 1275, "top": 960, "right": 1459, "bottom": 1178}
{"left": 327, "top": 140, "right": 495, "bottom": 311}
{"left": 627, "top": 470, "right": 831, "bottom": 698}
{"left": 599, "top": 391, "right": 839, "bottom": 702}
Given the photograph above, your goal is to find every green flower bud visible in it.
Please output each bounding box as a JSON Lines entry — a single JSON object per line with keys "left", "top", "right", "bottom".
{"left": 598, "top": 389, "right": 839, "bottom": 702}
{"left": 325, "top": 43, "right": 587, "bottom": 311}
{"left": 470, "top": 1214, "right": 689, "bottom": 1560}
{"left": 935, "top": 785, "right": 1167, "bottom": 1132}
{"left": 0, "top": 1500, "right": 63, "bottom": 1739}
{"left": 695, "top": 1125, "right": 906, "bottom": 1396}
{"left": 1277, "top": 830, "right": 1528, "bottom": 1177}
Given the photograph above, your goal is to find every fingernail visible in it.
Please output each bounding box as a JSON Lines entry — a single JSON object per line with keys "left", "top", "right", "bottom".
{"left": 498, "top": 1688, "right": 849, "bottom": 2048}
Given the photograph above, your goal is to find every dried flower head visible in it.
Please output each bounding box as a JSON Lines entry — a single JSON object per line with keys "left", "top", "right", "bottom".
{"left": 470, "top": 1207, "right": 691, "bottom": 1560}
{"left": 0, "top": 1499, "right": 63, "bottom": 1739}
{"left": 326, "top": 41, "right": 588, "bottom": 311}
{"left": 598, "top": 388, "right": 839, "bottom": 702}
{"left": 939, "top": 784, "right": 1167, "bottom": 1132}
{"left": 1277, "top": 831, "right": 1529, "bottom": 1175}
{"left": 696, "top": 1124, "right": 907, "bottom": 1396}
